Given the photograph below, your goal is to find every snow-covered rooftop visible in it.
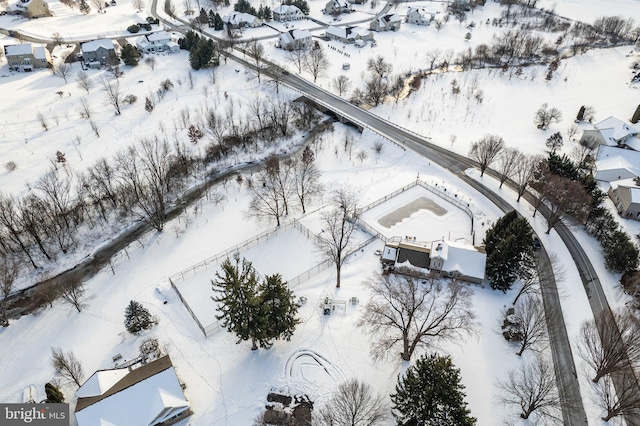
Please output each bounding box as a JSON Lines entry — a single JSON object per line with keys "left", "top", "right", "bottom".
{"left": 81, "top": 39, "right": 115, "bottom": 53}
{"left": 430, "top": 240, "right": 486, "bottom": 281}
{"left": 75, "top": 356, "right": 190, "bottom": 426}
{"left": 144, "top": 31, "right": 171, "bottom": 42}
{"left": 4, "top": 43, "right": 33, "bottom": 56}
{"left": 273, "top": 4, "right": 301, "bottom": 14}
{"left": 594, "top": 145, "right": 640, "bottom": 182}
{"left": 594, "top": 116, "right": 640, "bottom": 143}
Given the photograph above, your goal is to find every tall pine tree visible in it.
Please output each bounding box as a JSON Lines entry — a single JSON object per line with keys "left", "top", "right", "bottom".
{"left": 484, "top": 211, "right": 535, "bottom": 292}
{"left": 212, "top": 257, "right": 299, "bottom": 350}
{"left": 121, "top": 44, "right": 140, "bottom": 66}
{"left": 258, "top": 274, "right": 299, "bottom": 348}
{"left": 124, "top": 300, "right": 153, "bottom": 334}
{"left": 391, "top": 353, "right": 476, "bottom": 426}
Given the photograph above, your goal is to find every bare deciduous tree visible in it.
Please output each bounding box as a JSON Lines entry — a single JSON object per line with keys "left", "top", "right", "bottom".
{"left": 56, "top": 274, "right": 87, "bottom": 312}
{"left": 90, "top": 0, "right": 104, "bottom": 13}
{"left": 318, "top": 188, "right": 358, "bottom": 288}
{"left": 247, "top": 157, "right": 291, "bottom": 226}
{"left": 76, "top": 71, "right": 94, "bottom": 93}
{"left": 513, "top": 154, "right": 542, "bottom": 202}
{"left": 468, "top": 134, "right": 504, "bottom": 177}
{"left": 495, "top": 147, "right": 522, "bottom": 188}
{"left": 498, "top": 356, "right": 561, "bottom": 422}
{"left": 332, "top": 75, "right": 352, "bottom": 97}
{"left": 53, "top": 63, "right": 72, "bottom": 83}
{"left": 100, "top": 77, "right": 123, "bottom": 115}
{"left": 132, "top": 0, "right": 144, "bottom": 10}
{"left": 367, "top": 55, "right": 392, "bottom": 80}
{"left": 578, "top": 310, "right": 640, "bottom": 383}
{"left": 0, "top": 254, "right": 21, "bottom": 326}
{"left": 51, "top": 347, "right": 84, "bottom": 387}
{"left": 293, "top": 146, "right": 322, "bottom": 213}
{"left": 78, "top": 97, "right": 92, "bottom": 119}
{"left": 144, "top": 56, "right": 157, "bottom": 70}
{"left": 245, "top": 39, "right": 265, "bottom": 83}
{"left": 52, "top": 32, "right": 64, "bottom": 46}
{"left": 533, "top": 171, "right": 591, "bottom": 234}
{"left": 316, "top": 378, "right": 389, "bottom": 426}
{"left": 358, "top": 270, "right": 475, "bottom": 361}
{"left": 534, "top": 103, "right": 562, "bottom": 130}
{"left": 303, "top": 45, "right": 329, "bottom": 83}
{"left": 593, "top": 372, "right": 640, "bottom": 422}
{"left": 37, "top": 112, "right": 48, "bottom": 131}
{"left": 0, "top": 192, "right": 38, "bottom": 268}
{"left": 286, "top": 48, "right": 307, "bottom": 73}
{"left": 510, "top": 296, "right": 548, "bottom": 356}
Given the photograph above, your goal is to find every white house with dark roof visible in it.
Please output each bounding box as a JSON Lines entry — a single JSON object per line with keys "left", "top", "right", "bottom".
{"left": 136, "top": 31, "right": 179, "bottom": 53}
{"left": 407, "top": 7, "right": 434, "bottom": 25}
{"left": 222, "top": 12, "right": 262, "bottom": 29}
{"left": 580, "top": 116, "right": 640, "bottom": 150}
{"left": 4, "top": 43, "right": 51, "bottom": 71}
{"left": 75, "top": 355, "right": 191, "bottom": 426}
{"left": 324, "top": 0, "right": 352, "bottom": 14}
{"left": 278, "top": 29, "right": 312, "bottom": 50}
{"left": 325, "top": 25, "right": 373, "bottom": 44}
{"left": 81, "top": 39, "right": 116, "bottom": 65}
{"left": 370, "top": 13, "right": 401, "bottom": 32}
{"left": 272, "top": 4, "right": 304, "bottom": 21}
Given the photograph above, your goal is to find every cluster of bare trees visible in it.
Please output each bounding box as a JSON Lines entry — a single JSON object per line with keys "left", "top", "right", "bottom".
{"left": 570, "top": 16, "right": 640, "bottom": 49}
{"left": 247, "top": 147, "right": 322, "bottom": 226}
{"left": 201, "top": 96, "right": 318, "bottom": 162}
{"left": 0, "top": 135, "right": 198, "bottom": 279}
{"left": 579, "top": 310, "right": 640, "bottom": 421}
{"left": 285, "top": 43, "right": 330, "bottom": 83}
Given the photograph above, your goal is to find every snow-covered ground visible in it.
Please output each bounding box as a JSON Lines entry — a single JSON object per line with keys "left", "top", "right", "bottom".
{"left": 1, "top": 0, "right": 640, "bottom": 424}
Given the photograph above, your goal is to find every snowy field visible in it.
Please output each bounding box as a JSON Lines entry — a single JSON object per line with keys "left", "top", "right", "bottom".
{"left": 1, "top": 0, "right": 640, "bottom": 424}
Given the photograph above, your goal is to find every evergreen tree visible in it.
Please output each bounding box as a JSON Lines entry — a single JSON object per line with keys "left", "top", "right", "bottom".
{"left": 212, "top": 257, "right": 264, "bottom": 350}
{"left": 576, "top": 105, "right": 586, "bottom": 121}
{"left": 198, "top": 7, "right": 208, "bottom": 23}
{"left": 484, "top": 211, "right": 535, "bottom": 292}
{"left": 391, "top": 353, "right": 476, "bottom": 426}
{"left": 44, "top": 383, "right": 65, "bottom": 403}
{"left": 79, "top": 0, "right": 91, "bottom": 14}
{"left": 234, "top": 0, "right": 251, "bottom": 12}
{"left": 124, "top": 300, "right": 153, "bottom": 334}
{"left": 121, "top": 44, "right": 140, "bottom": 66}
{"left": 258, "top": 274, "right": 299, "bottom": 348}
{"left": 212, "top": 257, "right": 299, "bottom": 350}
{"left": 213, "top": 12, "right": 224, "bottom": 30}
{"left": 603, "top": 230, "right": 640, "bottom": 273}
{"left": 208, "top": 9, "right": 215, "bottom": 25}
{"left": 179, "top": 31, "right": 199, "bottom": 50}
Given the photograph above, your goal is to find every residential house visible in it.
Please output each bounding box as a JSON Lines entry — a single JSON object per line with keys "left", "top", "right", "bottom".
{"left": 222, "top": 12, "right": 262, "bottom": 29}
{"left": 272, "top": 4, "right": 304, "bottom": 21}
{"left": 75, "top": 355, "right": 191, "bottom": 426}
{"left": 407, "top": 7, "right": 434, "bottom": 25}
{"left": 380, "top": 238, "right": 486, "bottom": 284}
{"left": 370, "top": 13, "right": 401, "bottom": 32}
{"left": 579, "top": 116, "right": 640, "bottom": 150}
{"left": 325, "top": 25, "right": 373, "bottom": 44}
{"left": 609, "top": 179, "right": 640, "bottom": 220}
{"left": 4, "top": 43, "right": 51, "bottom": 71}
{"left": 324, "top": 0, "right": 352, "bottom": 15}
{"left": 428, "top": 240, "right": 486, "bottom": 284}
{"left": 593, "top": 145, "right": 640, "bottom": 183}
{"left": 278, "top": 29, "right": 312, "bottom": 50}
{"left": 81, "top": 39, "right": 116, "bottom": 66}
{"left": 136, "top": 31, "right": 179, "bottom": 53}
{"left": 9, "top": 0, "right": 51, "bottom": 18}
